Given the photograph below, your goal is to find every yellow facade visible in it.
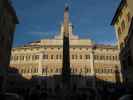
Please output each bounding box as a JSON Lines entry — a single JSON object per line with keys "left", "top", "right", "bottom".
{"left": 10, "top": 24, "right": 122, "bottom": 84}
{"left": 9, "top": 5, "right": 123, "bottom": 85}
{"left": 111, "top": 0, "right": 133, "bottom": 89}
{"left": 112, "top": 0, "right": 132, "bottom": 49}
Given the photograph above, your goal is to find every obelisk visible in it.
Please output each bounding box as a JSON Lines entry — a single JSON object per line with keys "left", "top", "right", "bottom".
{"left": 62, "top": 5, "right": 71, "bottom": 84}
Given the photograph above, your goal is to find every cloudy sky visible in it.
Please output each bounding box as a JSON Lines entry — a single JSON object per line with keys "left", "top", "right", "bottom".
{"left": 12, "top": 0, "right": 121, "bottom": 47}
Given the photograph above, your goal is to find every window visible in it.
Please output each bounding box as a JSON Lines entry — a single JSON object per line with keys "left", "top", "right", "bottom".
{"left": 55, "top": 68, "right": 60, "bottom": 73}
{"left": 43, "top": 54, "right": 48, "bottom": 59}
{"left": 95, "top": 69, "right": 98, "bottom": 73}
{"left": 42, "top": 68, "right": 47, "bottom": 73}
{"left": 35, "top": 55, "right": 39, "bottom": 60}
{"left": 21, "top": 56, "right": 24, "bottom": 60}
{"left": 71, "top": 68, "right": 74, "bottom": 73}
{"left": 26, "top": 56, "right": 29, "bottom": 60}
{"left": 60, "top": 54, "right": 62, "bottom": 59}
{"left": 119, "top": 11, "right": 122, "bottom": 19}
{"left": 71, "top": 68, "right": 77, "bottom": 73}
{"left": 117, "top": 27, "right": 121, "bottom": 35}
{"left": 100, "top": 56, "right": 103, "bottom": 60}
{"left": 75, "top": 55, "right": 78, "bottom": 59}
{"left": 16, "top": 56, "right": 19, "bottom": 61}
{"left": 106, "top": 56, "right": 109, "bottom": 60}
{"left": 74, "top": 68, "right": 77, "bottom": 73}
{"left": 32, "top": 55, "right": 34, "bottom": 60}
{"left": 56, "top": 55, "right": 59, "bottom": 59}
{"left": 109, "top": 69, "right": 113, "bottom": 73}
{"left": 125, "top": 2, "right": 128, "bottom": 8}
{"left": 121, "top": 20, "right": 125, "bottom": 32}
{"left": 72, "top": 55, "right": 78, "bottom": 60}
{"left": 127, "top": 12, "right": 131, "bottom": 22}
{"left": 120, "top": 42, "right": 124, "bottom": 49}
{"left": 97, "top": 56, "right": 99, "bottom": 60}
{"left": 101, "top": 69, "right": 104, "bottom": 73}
{"left": 73, "top": 48, "right": 75, "bottom": 50}
{"left": 51, "top": 55, "right": 54, "bottom": 59}
{"left": 85, "top": 55, "right": 90, "bottom": 59}
{"left": 72, "top": 55, "right": 74, "bottom": 59}
{"left": 112, "top": 56, "right": 115, "bottom": 61}
{"left": 28, "top": 56, "right": 31, "bottom": 60}
{"left": 27, "top": 68, "right": 30, "bottom": 73}
{"left": 36, "top": 68, "right": 38, "bottom": 73}
{"left": 34, "top": 68, "right": 37, "bottom": 73}
{"left": 80, "top": 55, "right": 82, "bottom": 59}
{"left": 109, "top": 56, "right": 112, "bottom": 60}
{"left": 0, "top": 34, "right": 5, "bottom": 46}
{"left": 11, "top": 56, "right": 13, "bottom": 60}
{"left": 115, "top": 56, "right": 118, "bottom": 60}
{"left": 116, "top": 18, "right": 119, "bottom": 25}
{"left": 50, "top": 69, "right": 53, "bottom": 73}
{"left": 21, "top": 69, "right": 24, "bottom": 73}
{"left": 94, "top": 55, "right": 98, "bottom": 60}
{"left": 85, "top": 68, "right": 90, "bottom": 73}
{"left": 103, "top": 56, "right": 105, "bottom": 60}
{"left": 79, "top": 68, "right": 82, "bottom": 73}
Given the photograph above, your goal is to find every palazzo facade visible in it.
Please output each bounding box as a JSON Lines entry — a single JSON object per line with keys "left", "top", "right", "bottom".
{"left": 10, "top": 6, "right": 123, "bottom": 85}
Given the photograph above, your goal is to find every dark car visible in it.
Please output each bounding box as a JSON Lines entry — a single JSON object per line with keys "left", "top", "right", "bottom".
{"left": 0, "top": 92, "right": 24, "bottom": 100}
{"left": 118, "top": 94, "right": 133, "bottom": 100}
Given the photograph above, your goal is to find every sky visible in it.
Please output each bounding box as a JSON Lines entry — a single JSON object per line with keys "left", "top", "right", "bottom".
{"left": 11, "top": 0, "right": 121, "bottom": 47}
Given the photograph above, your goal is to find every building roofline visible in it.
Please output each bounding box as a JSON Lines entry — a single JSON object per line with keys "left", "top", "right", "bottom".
{"left": 12, "top": 44, "right": 118, "bottom": 50}
{"left": 94, "top": 44, "right": 118, "bottom": 49}
{"left": 111, "top": 0, "right": 126, "bottom": 25}
{"left": 5, "top": 0, "right": 19, "bottom": 24}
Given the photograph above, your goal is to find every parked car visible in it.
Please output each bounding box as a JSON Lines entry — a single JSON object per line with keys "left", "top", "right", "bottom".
{"left": 0, "top": 92, "right": 24, "bottom": 100}
{"left": 118, "top": 94, "right": 133, "bottom": 100}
